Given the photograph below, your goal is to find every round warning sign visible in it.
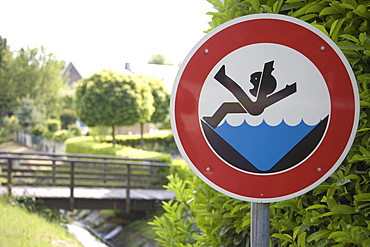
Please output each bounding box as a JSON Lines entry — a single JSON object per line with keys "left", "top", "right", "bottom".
{"left": 171, "top": 14, "right": 359, "bottom": 203}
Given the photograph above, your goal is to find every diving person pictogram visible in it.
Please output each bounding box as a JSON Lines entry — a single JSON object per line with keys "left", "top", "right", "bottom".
{"left": 200, "top": 59, "right": 330, "bottom": 173}
{"left": 203, "top": 61, "right": 297, "bottom": 128}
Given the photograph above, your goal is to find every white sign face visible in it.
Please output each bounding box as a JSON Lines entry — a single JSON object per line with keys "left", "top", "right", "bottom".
{"left": 171, "top": 14, "right": 359, "bottom": 202}
{"left": 199, "top": 43, "right": 331, "bottom": 174}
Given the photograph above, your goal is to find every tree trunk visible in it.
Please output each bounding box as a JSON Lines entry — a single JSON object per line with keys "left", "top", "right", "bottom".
{"left": 112, "top": 125, "right": 116, "bottom": 147}
{"left": 140, "top": 122, "right": 144, "bottom": 149}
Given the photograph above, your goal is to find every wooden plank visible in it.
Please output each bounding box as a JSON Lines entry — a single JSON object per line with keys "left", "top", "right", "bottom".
{"left": 0, "top": 151, "right": 163, "bottom": 162}
{"left": 0, "top": 155, "right": 168, "bottom": 167}
{"left": 0, "top": 186, "right": 174, "bottom": 200}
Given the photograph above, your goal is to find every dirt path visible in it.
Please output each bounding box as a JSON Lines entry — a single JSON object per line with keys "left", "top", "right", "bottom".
{"left": 0, "top": 141, "right": 37, "bottom": 152}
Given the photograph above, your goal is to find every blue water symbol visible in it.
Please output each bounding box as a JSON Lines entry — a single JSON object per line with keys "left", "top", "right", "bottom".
{"left": 213, "top": 120, "right": 318, "bottom": 171}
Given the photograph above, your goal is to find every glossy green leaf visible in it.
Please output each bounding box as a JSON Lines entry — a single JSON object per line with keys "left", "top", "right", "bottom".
{"left": 320, "top": 6, "right": 341, "bottom": 15}
{"left": 306, "top": 204, "right": 328, "bottom": 210}
{"left": 331, "top": 205, "right": 356, "bottom": 214}
{"left": 354, "top": 193, "right": 370, "bottom": 201}
{"left": 307, "top": 230, "right": 331, "bottom": 242}
{"left": 272, "top": 233, "right": 293, "bottom": 242}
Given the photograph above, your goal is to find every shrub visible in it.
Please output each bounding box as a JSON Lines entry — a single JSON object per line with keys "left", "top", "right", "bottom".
{"left": 46, "top": 119, "right": 61, "bottom": 132}
{"left": 5, "top": 115, "right": 21, "bottom": 133}
{"left": 15, "top": 97, "right": 46, "bottom": 133}
{"left": 114, "top": 133, "right": 177, "bottom": 152}
{"left": 150, "top": 0, "right": 370, "bottom": 246}
{"left": 68, "top": 124, "right": 82, "bottom": 137}
{"left": 65, "top": 137, "right": 171, "bottom": 162}
{"left": 30, "top": 124, "right": 47, "bottom": 137}
{"left": 52, "top": 130, "right": 70, "bottom": 143}
{"left": 59, "top": 108, "right": 77, "bottom": 129}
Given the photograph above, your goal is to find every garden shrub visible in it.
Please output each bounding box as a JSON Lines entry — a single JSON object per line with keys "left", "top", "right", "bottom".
{"left": 150, "top": 0, "right": 370, "bottom": 246}
{"left": 15, "top": 97, "right": 46, "bottom": 133}
{"left": 46, "top": 119, "right": 61, "bottom": 133}
{"left": 0, "top": 116, "right": 21, "bottom": 144}
{"left": 40, "top": 119, "right": 62, "bottom": 140}
{"left": 5, "top": 115, "right": 21, "bottom": 133}
{"left": 52, "top": 130, "right": 70, "bottom": 142}
{"left": 150, "top": 160, "right": 252, "bottom": 246}
{"left": 30, "top": 123, "right": 47, "bottom": 137}
{"left": 114, "top": 133, "right": 177, "bottom": 152}
{"left": 59, "top": 108, "right": 77, "bottom": 129}
{"left": 67, "top": 124, "right": 81, "bottom": 137}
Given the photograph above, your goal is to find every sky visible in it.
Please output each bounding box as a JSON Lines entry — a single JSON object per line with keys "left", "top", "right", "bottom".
{"left": 1, "top": 0, "right": 214, "bottom": 77}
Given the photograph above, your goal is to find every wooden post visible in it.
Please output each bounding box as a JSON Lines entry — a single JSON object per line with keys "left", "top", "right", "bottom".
{"left": 149, "top": 165, "right": 154, "bottom": 188}
{"left": 126, "top": 164, "right": 131, "bottom": 214}
{"left": 52, "top": 160, "right": 56, "bottom": 185}
{"left": 7, "top": 159, "right": 12, "bottom": 197}
{"left": 70, "top": 162, "right": 75, "bottom": 211}
{"left": 103, "top": 158, "right": 107, "bottom": 184}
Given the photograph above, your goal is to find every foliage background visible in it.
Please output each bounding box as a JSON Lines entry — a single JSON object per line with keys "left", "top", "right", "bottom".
{"left": 150, "top": 0, "right": 370, "bottom": 246}
{"left": 0, "top": 42, "right": 66, "bottom": 116}
{"left": 75, "top": 70, "right": 152, "bottom": 128}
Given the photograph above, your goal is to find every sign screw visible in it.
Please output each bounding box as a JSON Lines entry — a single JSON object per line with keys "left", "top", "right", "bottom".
{"left": 206, "top": 167, "right": 211, "bottom": 171}
{"left": 204, "top": 49, "right": 209, "bottom": 54}
{"left": 317, "top": 167, "right": 322, "bottom": 172}
{"left": 320, "top": 46, "right": 325, "bottom": 51}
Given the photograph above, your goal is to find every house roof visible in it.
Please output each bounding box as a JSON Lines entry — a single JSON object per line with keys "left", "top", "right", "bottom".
{"left": 62, "top": 62, "right": 83, "bottom": 85}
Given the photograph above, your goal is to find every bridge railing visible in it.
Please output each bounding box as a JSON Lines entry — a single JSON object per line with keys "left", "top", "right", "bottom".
{"left": 0, "top": 151, "right": 170, "bottom": 212}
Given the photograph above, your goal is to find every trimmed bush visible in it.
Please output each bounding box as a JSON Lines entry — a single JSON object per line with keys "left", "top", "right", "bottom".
{"left": 59, "top": 108, "right": 77, "bottom": 129}
{"left": 30, "top": 124, "right": 47, "bottom": 137}
{"left": 112, "top": 133, "right": 177, "bottom": 152}
{"left": 46, "top": 119, "right": 61, "bottom": 132}
{"left": 52, "top": 130, "right": 70, "bottom": 143}
{"left": 67, "top": 124, "right": 82, "bottom": 137}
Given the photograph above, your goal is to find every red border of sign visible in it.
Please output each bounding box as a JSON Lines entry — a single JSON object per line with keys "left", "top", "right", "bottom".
{"left": 171, "top": 14, "right": 359, "bottom": 202}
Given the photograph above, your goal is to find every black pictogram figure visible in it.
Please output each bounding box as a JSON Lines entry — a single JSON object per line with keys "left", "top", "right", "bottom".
{"left": 203, "top": 61, "right": 297, "bottom": 128}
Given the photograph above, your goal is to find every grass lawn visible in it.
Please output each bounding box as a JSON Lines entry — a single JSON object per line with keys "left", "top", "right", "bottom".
{"left": 0, "top": 198, "right": 82, "bottom": 247}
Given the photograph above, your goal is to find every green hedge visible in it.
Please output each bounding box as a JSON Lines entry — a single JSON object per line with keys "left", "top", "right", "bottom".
{"left": 65, "top": 136, "right": 171, "bottom": 163}
{"left": 112, "top": 133, "right": 177, "bottom": 152}
{"left": 150, "top": 0, "right": 370, "bottom": 246}
{"left": 151, "top": 161, "right": 370, "bottom": 246}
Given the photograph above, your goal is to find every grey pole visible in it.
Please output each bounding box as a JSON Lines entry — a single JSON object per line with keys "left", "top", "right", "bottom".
{"left": 250, "top": 202, "right": 270, "bottom": 247}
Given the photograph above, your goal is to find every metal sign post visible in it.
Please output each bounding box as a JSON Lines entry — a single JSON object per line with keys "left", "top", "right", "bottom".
{"left": 251, "top": 202, "right": 270, "bottom": 247}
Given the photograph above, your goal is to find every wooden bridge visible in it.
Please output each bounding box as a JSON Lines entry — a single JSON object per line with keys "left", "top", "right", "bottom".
{"left": 0, "top": 151, "right": 174, "bottom": 213}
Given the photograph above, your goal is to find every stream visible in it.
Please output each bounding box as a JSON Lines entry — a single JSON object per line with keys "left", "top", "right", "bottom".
{"left": 67, "top": 222, "right": 110, "bottom": 247}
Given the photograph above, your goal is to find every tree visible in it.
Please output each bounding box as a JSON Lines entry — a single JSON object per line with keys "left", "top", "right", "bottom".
{"left": 0, "top": 45, "right": 66, "bottom": 116}
{"left": 148, "top": 54, "right": 172, "bottom": 65}
{"left": 0, "top": 36, "right": 8, "bottom": 68}
{"left": 136, "top": 75, "right": 155, "bottom": 147}
{"left": 75, "top": 70, "right": 154, "bottom": 145}
{"left": 134, "top": 76, "right": 169, "bottom": 147}
{"left": 15, "top": 97, "right": 46, "bottom": 133}
{"left": 0, "top": 36, "right": 17, "bottom": 114}
{"left": 59, "top": 108, "right": 77, "bottom": 129}
{"left": 147, "top": 77, "right": 170, "bottom": 124}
